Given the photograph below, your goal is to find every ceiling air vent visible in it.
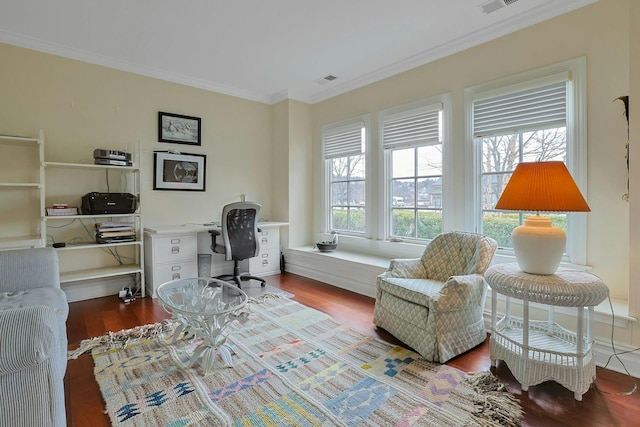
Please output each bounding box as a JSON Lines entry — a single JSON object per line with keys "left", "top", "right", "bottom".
{"left": 316, "top": 74, "right": 338, "bottom": 85}
{"left": 480, "top": 0, "right": 520, "bottom": 14}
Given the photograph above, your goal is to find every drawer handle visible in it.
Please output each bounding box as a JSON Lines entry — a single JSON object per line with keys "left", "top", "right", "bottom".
{"left": 171, "top": 265, "right": 182, "bottom": 271}
{"left": 261, "top": 253, "right": 269, "bottom": 258}
{"left": 261, "top": 238, "right": 268, "bottom": 244}
{"left": 262, "top": 260, "right": 269, "bottom": 266}
{"left": 172, "top": 273, "right": 181, "bottom": 280}
{"left": 171, "top": 239, "right": 181, "bottom": 244}
{"left": 263, "top": 230, "right": 269, "bottom": 236}
{"left": 171, "top": 246, "right": 180, "bottom": 254}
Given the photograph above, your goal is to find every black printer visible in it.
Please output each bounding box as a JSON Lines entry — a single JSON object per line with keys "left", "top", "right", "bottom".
{"left": 81, "top": 192, "right": 139, "bottom": 215}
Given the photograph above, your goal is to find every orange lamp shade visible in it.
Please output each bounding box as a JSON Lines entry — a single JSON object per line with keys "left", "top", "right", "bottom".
{"left": 495, "top": 161, "right": 590, "bottom": 213}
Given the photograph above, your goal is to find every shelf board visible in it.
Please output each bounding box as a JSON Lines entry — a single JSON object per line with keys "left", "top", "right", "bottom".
{"left": 0, "top": 134, "right": 39, "bottom": 143}
{"left": 498, "top": 327, "right": 578, "bottom": 360}
{"left": 54, "top": 241, "right": 142, "bottom": 251}
{"left": 0, "top": 182, "right": 41, "bottom": 188}
{"left": 0, "top": 236, "right": 43, "bottom": 249}
{"left": 43, "top": 161, "right": 138, "bottom": 171}
{"left": 60, "top": 264, "right": 142, "bottom": 284}
{"left": 44, "top": 213, "right": 140, "bottom": 220}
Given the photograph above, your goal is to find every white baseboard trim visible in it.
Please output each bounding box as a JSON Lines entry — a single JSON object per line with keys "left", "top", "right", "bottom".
{"left": 592, "top": 338, "right": 640, "bottom": 380}
{"left": 62, "top": 276, "right": 134, "bottom": 303}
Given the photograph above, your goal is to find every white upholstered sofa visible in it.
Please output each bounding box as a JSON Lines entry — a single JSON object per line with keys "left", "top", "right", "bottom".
{"left": 373, "top": 231, "right": 497, "bottom": 362}
{"left": 0, "top": 247, "right": 68, "bottom": 427}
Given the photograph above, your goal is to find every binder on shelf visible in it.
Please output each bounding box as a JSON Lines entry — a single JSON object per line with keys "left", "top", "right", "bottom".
{"left": 97, "top": 230, "right": 136, "bottom": 238}
{"left": 96, "top": 236, "right": 136, "bottom": 244}
{"left": 95, "top": 222, "right": 134, "bottom": 230}
{"left": 95, "top": 221, "right": 136, "bottom": 244}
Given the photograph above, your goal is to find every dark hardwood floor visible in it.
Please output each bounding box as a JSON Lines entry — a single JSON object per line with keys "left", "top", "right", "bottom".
{"left": 65, "top": 273, "right": 640, "bottom": 426}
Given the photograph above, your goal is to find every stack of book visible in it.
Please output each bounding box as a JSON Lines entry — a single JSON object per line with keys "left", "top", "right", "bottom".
{"left": 95, "top": 222, "right": 136, "bottom": 244}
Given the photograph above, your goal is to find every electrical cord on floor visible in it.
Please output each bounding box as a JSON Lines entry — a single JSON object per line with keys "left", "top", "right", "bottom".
{"left": 593, "top": 294, "right": 638, "bottom": 396}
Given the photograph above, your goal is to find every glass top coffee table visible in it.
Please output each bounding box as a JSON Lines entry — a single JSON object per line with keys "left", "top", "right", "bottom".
{"left": 156, "top": 277, "right": 249, "bottom": 373}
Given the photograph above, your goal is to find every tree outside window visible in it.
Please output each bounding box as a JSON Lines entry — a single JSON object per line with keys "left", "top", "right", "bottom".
{"left": 481, "top": 127, "right": 567, "bottom": 247}
{"left": 330, "top": 154, "right": 365, "bottom": 232}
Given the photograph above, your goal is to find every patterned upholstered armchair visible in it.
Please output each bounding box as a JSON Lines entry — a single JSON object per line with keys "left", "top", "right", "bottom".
{"left": 373, "top": 231, "right": 497, "bottom": 362}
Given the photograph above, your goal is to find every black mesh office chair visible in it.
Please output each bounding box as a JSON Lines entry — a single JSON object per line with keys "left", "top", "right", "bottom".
{"left": 209, "top": 201, "right": 266, "bottom": 289}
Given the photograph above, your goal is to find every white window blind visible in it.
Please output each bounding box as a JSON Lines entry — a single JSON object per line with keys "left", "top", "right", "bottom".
{"left": 324, "top": 122, "right": 364, "bottom": 159}
{"left": 383, "top": 105, "right": 441, "bottom": 150}
{"left": 473, "top": 81, "right": 566, "bottom": 138}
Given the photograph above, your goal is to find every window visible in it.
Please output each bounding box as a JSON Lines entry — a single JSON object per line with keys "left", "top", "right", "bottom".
{"left": 322, "top": 119, "right": 367, "bottom": 234}
{"left": 467, "top": 58, "right": 587, "bottom": 264}
{"left": 382, "top": 101, "right": 444, "bottom": 240}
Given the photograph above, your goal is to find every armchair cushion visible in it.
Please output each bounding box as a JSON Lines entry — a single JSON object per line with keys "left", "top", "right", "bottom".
{"left": 378, "top": 277, "right": 444, "bottom": 307}
{"left": 383, "top": 258, "right": 426, "bottom": 279}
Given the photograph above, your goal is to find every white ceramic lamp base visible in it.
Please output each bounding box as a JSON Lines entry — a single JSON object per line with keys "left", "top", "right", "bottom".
{"left": 511, "top": 216, "right": 566, "bottom": 275}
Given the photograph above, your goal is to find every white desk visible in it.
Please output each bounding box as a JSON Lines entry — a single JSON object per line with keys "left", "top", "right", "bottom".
{"left": 144, "top": 222, "right": 287, "bottom": 297}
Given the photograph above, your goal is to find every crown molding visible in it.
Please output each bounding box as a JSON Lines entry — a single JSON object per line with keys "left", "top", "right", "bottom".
{"left": 0, "top": 29, "right": 273, "bottom": 105}
{"left": 270, "top": 90, "right": 291, "bottom": 105}
{"left": 0, "top": 0, "right": 597, "bottom": 106}
{"left": 309, "top": 0, "right": 598, "bottom": 104}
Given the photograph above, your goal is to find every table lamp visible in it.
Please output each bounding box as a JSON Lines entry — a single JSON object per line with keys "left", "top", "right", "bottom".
{"left": 494, "top": 161, "right": 590, "bottom": 275}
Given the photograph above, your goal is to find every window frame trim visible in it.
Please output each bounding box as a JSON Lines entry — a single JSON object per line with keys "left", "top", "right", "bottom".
{"left": 379, "top": 93, "right": 452, "bottom": 243}
{"left": 321, "top": 114, "right": 371, "bottom": 237}
{"left": 464, "top": 57, "right": 588, "bottom": 265}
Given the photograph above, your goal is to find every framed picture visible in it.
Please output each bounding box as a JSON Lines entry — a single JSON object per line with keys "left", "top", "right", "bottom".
{"left": 158, "top": 111, "right": 201, "bottom": 145}
{"left": 153, "top": 151, "right": 206, "bottom": 191}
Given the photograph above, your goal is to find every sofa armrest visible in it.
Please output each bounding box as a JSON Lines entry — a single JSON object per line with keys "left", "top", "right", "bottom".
{"left": 380, "top": 258, "right": 426, "bottom": 279}
{"left": 0, "top": 306, "right": 58, "bottom": 375}
{"left": 432, "top": 274, "right": 486, "bottom": 311}
{"left": 0, "top": 248, "right": 60, "bottom": 293}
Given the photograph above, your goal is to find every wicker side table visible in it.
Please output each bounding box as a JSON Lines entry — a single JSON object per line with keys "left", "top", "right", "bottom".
{"left": 486, "top": 263, "right": 608, "bottom": 401}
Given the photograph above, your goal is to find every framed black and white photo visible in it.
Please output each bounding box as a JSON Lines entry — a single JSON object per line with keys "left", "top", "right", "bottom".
{"left": 153, "top": 151, "right": 206, "bottom": 191}
{"left": 158, "top": 111, "right": 201, "bottom": 145}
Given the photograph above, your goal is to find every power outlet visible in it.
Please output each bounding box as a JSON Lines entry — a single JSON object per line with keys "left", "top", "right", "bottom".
{"left": 118, "top": 290, "right": 128, "bottom": 298}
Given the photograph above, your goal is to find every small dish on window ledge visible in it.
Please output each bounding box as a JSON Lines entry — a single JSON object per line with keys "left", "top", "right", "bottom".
{"left": 315, "top": 241, "right": 337, "bottom": 252}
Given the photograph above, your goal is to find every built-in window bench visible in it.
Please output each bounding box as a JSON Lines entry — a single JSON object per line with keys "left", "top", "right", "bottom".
{"left": 284, "top": 246, "right": 390, "bottom": 298}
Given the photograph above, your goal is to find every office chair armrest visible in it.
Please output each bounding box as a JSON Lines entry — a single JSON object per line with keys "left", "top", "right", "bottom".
{"left": 209, "top": 229, "right": 225, "bottom": 254}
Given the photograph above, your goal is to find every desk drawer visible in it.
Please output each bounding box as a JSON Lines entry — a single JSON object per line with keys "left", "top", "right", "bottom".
{"left": 249, "top": 248, "right": 280, "bottom": 275}
{"left": 257, "top": 228, "right": 279, "bottom": 250}
{"left": 154, "top": 261, "right": 198, "bottom": 285}
{"left": 153, "top": 235, "right": 197, "bottom": 264}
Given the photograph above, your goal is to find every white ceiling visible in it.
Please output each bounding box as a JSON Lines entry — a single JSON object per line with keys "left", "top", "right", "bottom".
{"left": 0, "top": 0, "right": 597, "bottom": 105}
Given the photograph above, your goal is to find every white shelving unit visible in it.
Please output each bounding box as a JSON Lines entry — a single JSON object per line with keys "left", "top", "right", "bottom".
{"left": 42, "top": 151, "right": 145, "bottom": 300}
{"left": 0, "top": 131, "right": 45, "bottom": 249}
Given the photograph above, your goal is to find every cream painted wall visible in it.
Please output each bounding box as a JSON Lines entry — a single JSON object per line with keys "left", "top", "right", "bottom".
{"left": 0, "top": 43, "right": 275, "bottom": 229}
{"left": 288, "top": 100, "right": 313, "bottom": 248}
{"left": 629, "top": 1, "right": 640, "bottom": 318}
{"left": 270, "top": 99, "right": 313, "bottom": 249}
{"left": 272, "top": 100, "right": 290, "bottom": 226}
{"left": 310, "top": 0, "right": 631, "bottom": 301}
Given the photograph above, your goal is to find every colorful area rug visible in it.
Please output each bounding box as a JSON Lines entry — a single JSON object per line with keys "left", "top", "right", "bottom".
{"left": 70, "top": 295, "right": 522, "bottom": 426}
